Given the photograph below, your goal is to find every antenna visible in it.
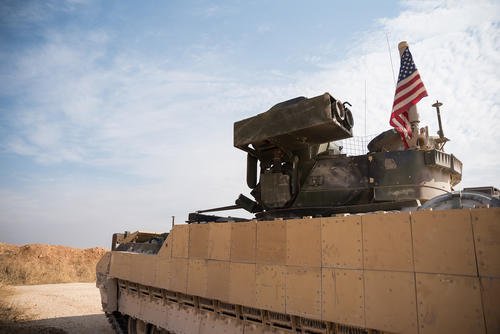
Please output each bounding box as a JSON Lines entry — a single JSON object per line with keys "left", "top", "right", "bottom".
{"left": 432, "top": 100, "right": 449, "bottom": 149}
{"left": 364, "top": 80, "right": 367, "bottom": 137}
{"left": 386, "top": 32, "right": 396, "bottom": 86}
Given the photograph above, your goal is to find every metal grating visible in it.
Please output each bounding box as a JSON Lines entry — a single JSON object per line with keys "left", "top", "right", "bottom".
{"left": 116, "top": 279, "right": 383, "bottom": 333}
{"left": 337, "top": 134, "right": 376, "bottom": 156}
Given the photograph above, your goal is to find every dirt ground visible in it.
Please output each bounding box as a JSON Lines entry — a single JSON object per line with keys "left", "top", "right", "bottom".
{"left": 1, "top": 283, "right": 114, "bottom": 334}
{"left": 0, "top": 243, "right": 107, "bottom": 285}
{"left": 0, "top": 242, "right": 112, "bottom": 333}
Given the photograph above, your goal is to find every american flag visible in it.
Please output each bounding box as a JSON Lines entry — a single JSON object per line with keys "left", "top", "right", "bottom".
{"left": 390, "top": 46, "right": 428, "bottom": 148}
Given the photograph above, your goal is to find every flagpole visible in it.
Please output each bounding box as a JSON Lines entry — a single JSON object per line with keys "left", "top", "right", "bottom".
{"left": 389, "top": 40, "right": 428, "bottom": 149}
{"left": 398, "top": 41, "right": 420, "bottom": 148}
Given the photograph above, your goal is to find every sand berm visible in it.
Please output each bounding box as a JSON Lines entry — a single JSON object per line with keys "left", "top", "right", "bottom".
{"left": 0, "top": 242, "right": 108, "bottom": 333}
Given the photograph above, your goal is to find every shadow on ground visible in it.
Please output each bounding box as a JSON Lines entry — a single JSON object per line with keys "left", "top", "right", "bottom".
{"left": 0, "top": 313, "right": 112, "bottom": 334}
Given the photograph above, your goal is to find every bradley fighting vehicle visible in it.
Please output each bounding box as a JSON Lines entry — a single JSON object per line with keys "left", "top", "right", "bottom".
{"left": 97, "top": 49, "right": 500, "bottom": 334}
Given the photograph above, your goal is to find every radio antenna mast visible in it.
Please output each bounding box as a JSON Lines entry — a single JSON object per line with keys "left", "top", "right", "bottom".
{"left": 364, "top": 80, "right": 367, "bottom": 137}
{"left": 386, "top": 32, "right": 396, "bottom": 86}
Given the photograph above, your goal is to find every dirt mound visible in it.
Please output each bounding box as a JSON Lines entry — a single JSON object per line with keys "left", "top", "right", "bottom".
{"left": 0, "top": 243, "right": 107, "bottom": 285}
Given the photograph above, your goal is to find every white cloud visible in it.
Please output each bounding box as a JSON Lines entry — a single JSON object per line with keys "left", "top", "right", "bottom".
{"left": 292, "top": 0, "right": 500, "bottom": 188}
{"left": 381, "top": 0, "right": 498, "bottom": 39}
{"left": 1, "top": 0, "right": 499, "bottom": 247}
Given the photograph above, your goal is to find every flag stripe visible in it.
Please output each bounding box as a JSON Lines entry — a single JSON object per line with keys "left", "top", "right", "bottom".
{"left": 393, "top": 73, "right": 423, "bottom": 101}
{"left": 392, "top": 84, "right": 427, "bottom": 112}
{"left": 390, "top": 117, "right": 408, "bottom": 132}
{"left": 393, "top": 82, "right": 425, "bottom": 109}
{"left": 388, "top": 46, "right": 428, "bottom": 149}
{"left": 390, "top": 111, "right": 410, "bottom": 131}
{"left": 390, "top": 113, "right": 410, "bottom": 147}
{"left": 393, "top": 89, "right": 428, "bottom": 115}
{"left": 399, "top": 112, "right": 410, "bottom": 124}
{"left": 391, "top": 119, "right": 410, "bottom": 147}
{"left": 394, "top": 71, "right": 420, "bottom": 94}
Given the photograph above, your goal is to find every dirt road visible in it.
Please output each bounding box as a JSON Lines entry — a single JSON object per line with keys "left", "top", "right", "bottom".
{"left": 5, "top": 282, "right": 113, "bottom": 334}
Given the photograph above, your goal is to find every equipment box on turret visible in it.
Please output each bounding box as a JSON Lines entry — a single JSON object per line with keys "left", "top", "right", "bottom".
{"left": 234, "top": 93, "right": 353, "bottom": 151}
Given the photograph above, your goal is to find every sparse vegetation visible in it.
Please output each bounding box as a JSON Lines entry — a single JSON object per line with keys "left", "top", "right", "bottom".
{"left": 0, "top": 282, "right": 29, "bottom": 324}
{"left": 0, "top": 243, "right": 106, "bottom": 333}
{"left": 0, "top": 243, "right": 106, "bottom": 285}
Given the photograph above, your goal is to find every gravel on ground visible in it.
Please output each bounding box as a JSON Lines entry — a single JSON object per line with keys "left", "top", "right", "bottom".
{"left": 2, "top": 282, "right": 113, "bottom": 334}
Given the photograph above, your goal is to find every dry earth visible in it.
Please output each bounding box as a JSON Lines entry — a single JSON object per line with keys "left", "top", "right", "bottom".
{"left": 0, "top": 243, "right": 107, "bottom": 285}
{"left": 1, "top": 283, "right": 113, "bottom": 334}
{"left": 0, "top": 242, "right": 112, "bottom": 333}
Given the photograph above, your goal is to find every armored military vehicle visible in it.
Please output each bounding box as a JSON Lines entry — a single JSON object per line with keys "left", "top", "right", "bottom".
{"left": 190, "top": 92, "right": 465, "bottom": 222}
{"left": 97, "top": 89, "right": 499, "bottom": 334}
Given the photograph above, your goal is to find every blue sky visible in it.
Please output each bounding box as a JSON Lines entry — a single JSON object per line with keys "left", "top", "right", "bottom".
{"left": 1, "top": 0, "right": 499, "bottom": 247}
